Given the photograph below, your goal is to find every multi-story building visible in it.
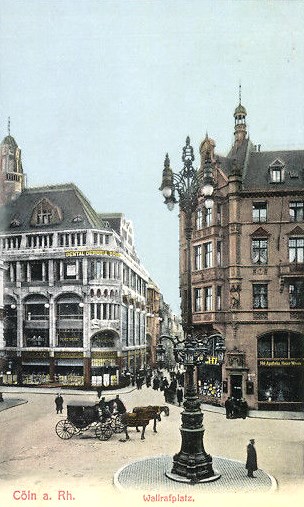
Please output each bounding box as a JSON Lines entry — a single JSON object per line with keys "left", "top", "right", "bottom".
{"left": 0, "top": 132, "right": 151, "bottom": 388}
{"left": 146, "top": 279, "right": 161, "bottom": 368}
{"left": 180, "top": 97, "right": 304, "bottom": 411}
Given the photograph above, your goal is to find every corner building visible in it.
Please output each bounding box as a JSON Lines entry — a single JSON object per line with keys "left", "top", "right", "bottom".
{"left": 0, "top": 134, "right": 149, "bottom": 388}
{"left": 180, "top": 100, "right": 304, "bottom": 411}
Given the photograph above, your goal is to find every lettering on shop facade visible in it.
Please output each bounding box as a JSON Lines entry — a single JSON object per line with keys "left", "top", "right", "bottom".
{"left": 65, "top": 249, "right": 120, "bottom": 257}
{"left": 258, "top": 359, "right": 304, "bottom": 367}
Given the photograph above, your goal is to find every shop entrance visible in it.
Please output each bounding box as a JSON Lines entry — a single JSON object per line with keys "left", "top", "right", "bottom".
{"left": 230, "top": 374, "right": 243, "bottom": 399}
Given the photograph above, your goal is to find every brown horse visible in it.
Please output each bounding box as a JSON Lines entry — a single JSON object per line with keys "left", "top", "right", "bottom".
{"left": 120, "top": 412, "right": 150, "bottom": 440}
{"left": 132, "top": 405, "right": 169, "bottom": 433}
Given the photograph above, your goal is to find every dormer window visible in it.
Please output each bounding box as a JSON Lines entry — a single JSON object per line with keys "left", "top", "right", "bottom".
{"left": 72, "top": 215, "right": 83, "bottom": 223}
{"left": 269, "top": 159, "right": 285, "bottom": 183}
{"left": 37, "top": 205, "right": 52, "bottom": 225}
{"left": 10, "top": 217, "right": 21, "bottom": 228}
{"left": 30, "top": 198, "right": 62, "bottom": 227}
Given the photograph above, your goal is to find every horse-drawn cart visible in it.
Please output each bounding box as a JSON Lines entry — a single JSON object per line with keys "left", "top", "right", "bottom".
{"left": 55, "top": 401, "right": 123, "bottom": 441}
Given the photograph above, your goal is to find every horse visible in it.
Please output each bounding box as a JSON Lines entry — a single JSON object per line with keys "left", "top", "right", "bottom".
{"left": 120, "top": 412, "right": 150, "bottom": 440}
{"left": 132, "top": 405, "right": 169, "bottom": 433}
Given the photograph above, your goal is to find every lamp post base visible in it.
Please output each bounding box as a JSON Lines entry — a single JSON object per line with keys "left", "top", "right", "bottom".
{"left": 165, "top": 470, "right": 221, "bottom": 484}
{"left": 167, "top": 444, "right": 220, "bottom": 484}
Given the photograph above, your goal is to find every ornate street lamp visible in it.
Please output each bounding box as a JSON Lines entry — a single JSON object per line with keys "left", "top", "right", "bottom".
{"left": 158, "top": 137, "right": 223, "bottom": 484}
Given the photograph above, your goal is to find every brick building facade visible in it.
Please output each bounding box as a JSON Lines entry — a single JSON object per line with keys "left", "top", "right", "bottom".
{"left": 179, "top": 99, "right": 304, "bottom": 411}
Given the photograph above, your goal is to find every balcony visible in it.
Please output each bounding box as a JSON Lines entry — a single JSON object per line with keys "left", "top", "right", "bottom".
{"left": 279, "top": 263, "right": 304, "bottom": 277}
{"left": 192, "top": 268, "right": 225, "bottom": 283}
{"left": 90, "top": 319, "right": 120, "bottom": 331}
{"left": 25, "top": 337, "right": 50, "bottom": 347}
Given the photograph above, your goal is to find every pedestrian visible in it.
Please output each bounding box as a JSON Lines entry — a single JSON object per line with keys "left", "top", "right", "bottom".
{"left": 146, "top": 373, "right": 151, "bottom": 388}
{"left": 153, "top": 376, "right": 160, "bottom": 390}
{"left": 55, "top": 393, "right": 63, "bottom": 414}
{"left": 96, "top": 386, "right": 102, "bottom": 398}
{"left": 225, "top": 397, "right": 233, "bottom": 419}
{"left": 176, "top": 387, "right": 183, "bottom": 406}
{"left": 246, "top": 439, "right": 258, "bottom": 478}
{"left": 164, "top": 387, "right": 169, "bottom": 402}
{"left": 240, "top": 398, "right": 248, "bottom": 419}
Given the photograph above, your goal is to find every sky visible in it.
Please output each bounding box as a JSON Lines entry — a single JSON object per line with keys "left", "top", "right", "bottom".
{"left": 0, "top": 0, "right": 304, "bottom": 314}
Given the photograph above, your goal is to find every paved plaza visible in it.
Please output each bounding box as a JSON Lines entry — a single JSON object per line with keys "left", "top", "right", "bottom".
{"left": 0, "top": 385, "right": 303, "bottom": 507}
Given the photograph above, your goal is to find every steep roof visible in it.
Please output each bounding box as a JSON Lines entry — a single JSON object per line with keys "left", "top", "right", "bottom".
{"left": 99, "top": 213, "right": 123, "bottom": 235}
{"left": 0, "top": 183, "right": 107, "bottom": 233}
{"left": 242, "top": 150, "right": 304, "bottom": 191}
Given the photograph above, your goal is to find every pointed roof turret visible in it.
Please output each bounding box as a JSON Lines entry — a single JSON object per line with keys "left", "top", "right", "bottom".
{"left": 234, "top": 84, "right": 247, "bottom": 147}
{"left": 0, "top": 119, "right": 25, "bottom": 205}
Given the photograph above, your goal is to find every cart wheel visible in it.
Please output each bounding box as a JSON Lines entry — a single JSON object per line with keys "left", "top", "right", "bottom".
{"left": 95, "top": 423, "right": 113, "bottom": 441}
{"left": 55, "top": 419, "right": 75, "bottom": 440}
{"left": 114, "top": 416, "right": 125, "bottom": 434}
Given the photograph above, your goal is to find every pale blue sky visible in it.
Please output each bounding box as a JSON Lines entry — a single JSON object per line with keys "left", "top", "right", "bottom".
{"left": 1, "top": 0, "right": 304, "bottom": 313}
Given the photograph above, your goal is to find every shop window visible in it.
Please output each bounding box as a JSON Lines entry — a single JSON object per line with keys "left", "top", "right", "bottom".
{"left": 57, "top": 302, "right": 83, "bottom": 319}
{"left": 57, "top": 330, "right": 83, "bottom": 347}
{"left": 25, "top": 333, "right": 49, "bottom": 347}
{"left": 25, "top": 303, "right": 49, "bottom": 321}
{"left": 258, "top": 335, "right": 272, "bottom": 358}
{"left": 91, "top": 332, "right": 115, "bottom": 348}
{"left": 274, "top": 334, "right": 288, "bottom": 358}
{"left": 290, "top": 335, "right": 303, "bottom": 357}
{"left": 258, "top": 332, "right": 304, "bottom": 360}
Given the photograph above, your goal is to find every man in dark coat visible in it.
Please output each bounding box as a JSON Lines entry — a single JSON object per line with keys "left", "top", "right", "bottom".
{"left": 246, "top": 439, "right": 258, "bottom": 478}
{"left": 55, "top": 394, "right": 63, "bottom": 414}
{"left": 225, "top": 397, "right": 233, "bottom": 418}
{"left": 240, "top": 399, "right": 248, "bottom": 419}
{"left": 176, "top": 387, "right": 183, "bottom": 406}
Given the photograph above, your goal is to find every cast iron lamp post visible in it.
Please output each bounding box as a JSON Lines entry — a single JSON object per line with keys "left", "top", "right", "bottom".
{"left": 158, "top": 136, "right": 223, "bottom": 483}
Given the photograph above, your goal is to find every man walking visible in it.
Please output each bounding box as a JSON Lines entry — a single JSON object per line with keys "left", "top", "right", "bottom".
{"left": 246, "top": 438, "right": 258, "bottom": 478}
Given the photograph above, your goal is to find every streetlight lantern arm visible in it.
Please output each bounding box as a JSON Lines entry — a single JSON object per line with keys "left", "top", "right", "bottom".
{"left": 160, "top": 153, "right": 174, "bottom": 198}
{"left": 158, "top": 333, "right": 184, "bottom": 348}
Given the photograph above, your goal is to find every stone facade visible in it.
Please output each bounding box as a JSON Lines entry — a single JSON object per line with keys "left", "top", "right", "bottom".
{"left": 180, "top": 99, "right": 304, "bottom": 411}
{"left": 0, "top": 134, "right": 153, "bottom": 388}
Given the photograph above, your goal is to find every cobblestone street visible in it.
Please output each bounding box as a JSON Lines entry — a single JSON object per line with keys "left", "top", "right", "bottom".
{"left": 1, "top": 385, "right": 303, "bottom": 507}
